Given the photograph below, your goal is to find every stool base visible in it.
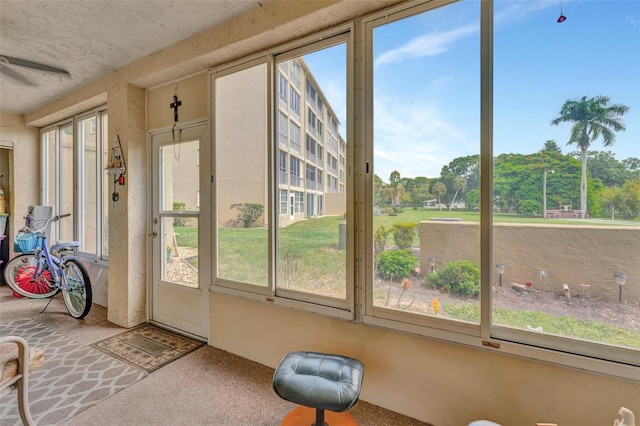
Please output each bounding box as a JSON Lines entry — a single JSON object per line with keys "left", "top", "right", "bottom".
{"left": 281, "top": 406, "right": 358, "bottom": 426}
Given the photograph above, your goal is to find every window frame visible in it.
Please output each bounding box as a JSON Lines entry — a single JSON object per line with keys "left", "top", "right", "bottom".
{"left": 210, "top": 26, "right": 355, "bottom": 319}
{"left": 40, "top": 106, "right": 109, "bottom": 262}
{"left": 358, "top": 0, "right": 638, "bottom": 380}
{"left": 205, "top": 0, "right": 638, "bottom": 380}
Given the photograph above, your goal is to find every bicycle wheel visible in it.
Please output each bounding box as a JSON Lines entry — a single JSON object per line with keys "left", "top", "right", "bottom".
{"left": 4, "top": 253, "right": 57, "bottom": 298}
{"left": 61, "top": 259, "right": 92, "bottom": 319}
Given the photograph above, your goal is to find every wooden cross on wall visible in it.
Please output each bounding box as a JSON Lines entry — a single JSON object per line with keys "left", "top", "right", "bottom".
{"left": 170, "top": 95, "right": 182, "bottom": 123}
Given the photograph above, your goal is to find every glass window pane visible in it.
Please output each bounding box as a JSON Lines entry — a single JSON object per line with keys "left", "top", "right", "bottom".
{"left": 372, "top": 1, "right": 480, "bottom": 322}
{"left": 59, "top": 123, "right": 74, "bottom": 242}
{"left": 79, "top": 115, "right": 97, "bottom": 254}
{"left": 492, "top": 0, "right": 640, "bottom": 352}
{"left": 42, "top": 129, "right": 56, "bottom": 210}
{"left": 215, "top": 63, "right": 269, "bottom": 286}
{"left": 160, "top": 139, "right": 200, "bottom": 212}
{"left": 276, "top": 42, "right": 347, "bottom": 300}
{"left": 102, "top": 113, "right": 109, "bottom": 258}
{"left": 163, "top": 216, "right": 198, "bottom": 288}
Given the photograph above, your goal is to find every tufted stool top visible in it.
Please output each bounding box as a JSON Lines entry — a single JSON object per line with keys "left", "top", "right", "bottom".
{"left": 273, "top": 351, "right": 364, "bottom": 413}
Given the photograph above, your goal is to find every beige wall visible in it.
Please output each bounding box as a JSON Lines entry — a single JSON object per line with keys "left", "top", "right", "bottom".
{"left": 324, "top": 191, "right": 346, "bottom": 216}
{"left": 147, "top": 73, "right": 208, "bottom": 131}
{"left": 0, "top": 111, "right": 39, "bottom": 249}
{"left": 210, "top": 293, "right": 640, "bottom": 426}
{"left": 420, "top": 222, "right": 640, "bottom": 303}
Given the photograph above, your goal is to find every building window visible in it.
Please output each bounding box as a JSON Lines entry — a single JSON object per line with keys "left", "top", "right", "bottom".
{"left": 306, "top": 164, "right": 317, "bottom": 190}
{"left": 278, "top": 73, "right": 287, "bottom": 102}
{"left": 279, "top": 189, "right": 288, "bottom": 215}
{"left": 291, "top": 61, "right": 301, "bottom": 88}
{"left": 290, "top": 122, "right": 301, "bottom": 154}
{"left": 306, "top": 80, "right": 317, "bottom": 105}
{"left": 294, "top": 191, "right": 304, "bottom": 214}
{"left": 290, "top": 156, "right": 302, "bottom": 187}
{"left": 278, "top": 112, "right": 288, "bottom": 147}
{"left": 279, "top": 150, "right": 288, "bottom": 184}
{"left": 290, "top": 88, "right": 300, "bottom": 115}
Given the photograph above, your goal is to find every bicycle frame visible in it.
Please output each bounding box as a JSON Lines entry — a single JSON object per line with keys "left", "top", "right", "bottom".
{"left": 22, "top": 213, "right": 79, "bottom": 293}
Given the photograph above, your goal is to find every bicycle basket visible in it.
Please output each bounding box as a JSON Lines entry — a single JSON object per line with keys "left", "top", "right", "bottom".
{"left": 16, "top": 232, "right": 41, "bottom": 253}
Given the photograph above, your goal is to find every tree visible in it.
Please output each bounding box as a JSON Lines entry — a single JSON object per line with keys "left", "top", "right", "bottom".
{"left": 551, "top": 95, "right": 629, "bottom": 218}
{"left": 431, "top": 182, "right": 447, "bottom": 211}
{"left": 388, "top": 170, "right": 403, "bottom": 208}
{"left": 600, "top": 186, "right": 624, "bottom": 219}
{"left": 448, "top": 176, "right": 467, "bottom": 211}
{"left": 583, "top": 151, "right": 628, "bottom": 188}
{"left": 541, "top": 140, "right": 562, "bottom": 154}
{"left": 373, "top": 174, "right": 387, "bottom": 207}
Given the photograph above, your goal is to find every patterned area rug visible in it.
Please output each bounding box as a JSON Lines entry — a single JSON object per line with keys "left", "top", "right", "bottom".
{"left": 0, "top": 319, "right": 146, "bottom": 426}
{"left": 90, "top": 323, "right": 204, "bottom": 373}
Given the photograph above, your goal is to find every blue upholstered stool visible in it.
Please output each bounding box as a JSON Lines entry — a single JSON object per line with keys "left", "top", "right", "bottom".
{"left": 273, "top": 351, "right": 364, "bottom": 426}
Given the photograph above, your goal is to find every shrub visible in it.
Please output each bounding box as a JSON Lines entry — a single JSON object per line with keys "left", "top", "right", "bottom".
{"left": 392, "top": 222, "right": 417, "bottom": 249}
{"left": 231, "top": 203, "right": 264, "bottom": 227}
{"left": 374, "top": 225, "right": 392, "bottom": 255}
{"left": 173, "top": 202, "right": 186, "bottom": 226}
{"left": 517, "top": 199, "right": 542, "bottom": 217}
{"left": 375, "top": 249, "right": 417, "bottom": 280}
{"left": 426, "top": 260, "right": 480, "bottom": 297}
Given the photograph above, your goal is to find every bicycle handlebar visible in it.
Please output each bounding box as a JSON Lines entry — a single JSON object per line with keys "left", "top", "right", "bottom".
{"left": 23, "top": 213, "right": 72, "bottom": 235}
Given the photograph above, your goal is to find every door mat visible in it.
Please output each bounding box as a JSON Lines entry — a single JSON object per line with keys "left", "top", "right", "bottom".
{"left": 0, "top": 319, "right": 146, "bottom": 426}
{"left": 90, "top": 323, "right": 205, "bottom": 373}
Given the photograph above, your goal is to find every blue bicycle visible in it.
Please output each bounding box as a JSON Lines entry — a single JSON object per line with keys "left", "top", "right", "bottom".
{"left": 4, "top": 213, "right": 92, "bottom": 319}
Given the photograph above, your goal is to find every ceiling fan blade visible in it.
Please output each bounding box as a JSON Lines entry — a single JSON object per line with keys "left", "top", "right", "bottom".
{"left": 0, "top": 63, "right": 35, "bottom": 86}
{"left": 0, "top": 55, "right": 70, "bottom": 76}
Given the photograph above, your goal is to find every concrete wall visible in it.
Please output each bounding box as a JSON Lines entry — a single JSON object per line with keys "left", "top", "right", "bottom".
{"left": 419, "top": 221, "right": 640, "bottom": 303}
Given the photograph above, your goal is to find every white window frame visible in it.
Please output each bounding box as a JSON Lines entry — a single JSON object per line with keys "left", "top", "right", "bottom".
{"left": 206, "top": 0, "right": 638, "bottom": 380}
{"left": 40, "top": 107, "right": 109, "bottom": 262}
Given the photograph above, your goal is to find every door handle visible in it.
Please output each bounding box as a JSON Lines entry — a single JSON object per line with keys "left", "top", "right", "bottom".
{"left": 149, "top": 231, "right": 158, "bottom": 238}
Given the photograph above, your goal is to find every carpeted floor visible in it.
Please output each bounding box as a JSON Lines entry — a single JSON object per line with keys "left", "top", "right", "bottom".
{"left": 0, "top": 318, "right": 146, "bottom": 426}
{"left": 0, "top": 287, "right": 431, "bottom": 425}
{"left": 91, "top": 323, "right": 204, "bottom": 372}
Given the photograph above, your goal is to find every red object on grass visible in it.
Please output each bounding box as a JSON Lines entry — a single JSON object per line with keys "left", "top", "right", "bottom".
{"left": 524, "top": 281, "right": 532, "bottom": 287}
{"left": 12, "top": 266, "right": 53, "bottom": 298}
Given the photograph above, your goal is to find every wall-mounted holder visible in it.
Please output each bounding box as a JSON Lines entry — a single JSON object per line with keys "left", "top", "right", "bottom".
{"left": 105, "top": 134, "right": 127, "bottom": 202}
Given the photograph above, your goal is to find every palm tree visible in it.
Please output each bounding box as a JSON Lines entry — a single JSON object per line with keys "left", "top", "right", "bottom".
{"left": 388, "top": 170, "right": 403, "bottom": 208}
{"left": 551, "top": 95, "right": 629, "bottom": 218}
{"left": 448, "top": 176, "right": 467, "bottom": 211}
{"left": 431, "top": 182, "right": 447, "bottom": 211}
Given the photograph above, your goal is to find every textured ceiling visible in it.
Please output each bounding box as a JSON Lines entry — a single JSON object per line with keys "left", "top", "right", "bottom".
{"left": 0, "top": 0, "right": 259, "bottom": 115}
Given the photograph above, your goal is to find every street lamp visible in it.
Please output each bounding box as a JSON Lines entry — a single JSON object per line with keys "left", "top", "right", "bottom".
{"left": 496, "top": 263, "right": 505, "bottom": 287}
{"left": 614, "top": 272, "right": 627, "bottom": 303}
{"left": 428, "top": 256, "right": 436, "bottom": 274}
{"left": 543, "top": 169, "right": 555, "bottom": 219}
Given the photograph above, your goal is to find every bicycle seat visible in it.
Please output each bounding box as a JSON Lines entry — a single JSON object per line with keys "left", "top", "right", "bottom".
{"left": 50, "top": 241, "right": 80, "bottom": 252}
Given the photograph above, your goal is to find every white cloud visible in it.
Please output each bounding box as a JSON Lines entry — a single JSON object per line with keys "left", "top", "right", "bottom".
{"left": 374, "top": 24, "right": 478, "bottom": 68}
{"left": 494, "top": 0, "right": 558, "bottom": 25}
{"left": 373, "top": 97, "right": 471, "bottom": 179}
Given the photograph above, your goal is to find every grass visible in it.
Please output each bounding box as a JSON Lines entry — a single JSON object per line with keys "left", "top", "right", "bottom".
{"left": 172, "top": 212, "right": 639, "bottom": 348}
{"left": 443, "top": 302, "right": 640, "bottom": 348}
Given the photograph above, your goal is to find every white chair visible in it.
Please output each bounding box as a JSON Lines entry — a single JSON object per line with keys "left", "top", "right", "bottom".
{"left": 0, "top": 336, "right": 44, "bottom": 426}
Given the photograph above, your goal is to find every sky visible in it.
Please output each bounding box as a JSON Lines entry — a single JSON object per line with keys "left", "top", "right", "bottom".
{"left": 304, "top": 0, "right": 640, "bottom": 180}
